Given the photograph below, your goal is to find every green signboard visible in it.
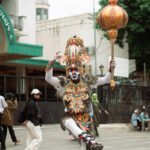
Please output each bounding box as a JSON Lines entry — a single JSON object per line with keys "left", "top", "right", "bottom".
{"left": 0, "top": 5, "right": 16, "bottom": 42}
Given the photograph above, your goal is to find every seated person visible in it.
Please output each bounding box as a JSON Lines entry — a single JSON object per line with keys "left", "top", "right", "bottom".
{"left": 140, "top": 106, "right": 150, "bottom": 131}
{"left": 131, "top": 109, "right": 142, "bottom": 131}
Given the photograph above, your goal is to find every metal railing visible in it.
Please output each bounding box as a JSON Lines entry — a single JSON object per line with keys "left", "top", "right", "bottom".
{"left": 97, "top": 84, "right": 150, "bottom": 123}
{"left": 1, "top": 74, "right": 150, "bottom": 124}
{"left": 0, "top": 74, "right": 60, "bottom": 102}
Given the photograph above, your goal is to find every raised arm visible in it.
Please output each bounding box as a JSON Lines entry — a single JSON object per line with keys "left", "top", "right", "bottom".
{"left": 45, "top": 52, "right": 64, "bottom": 93}
{"left": 96, "top": 60, "right": 115, "bottom": 86}
{"left": 45, "top": 67, "right": 60, "bottom": 88}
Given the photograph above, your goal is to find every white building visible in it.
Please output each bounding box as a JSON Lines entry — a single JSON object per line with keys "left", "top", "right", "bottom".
{"left": 36, "top": 0, "right": 49, "bottom": 21}
{"left": 36, "top": 13, "right": 129, "bottom": 76}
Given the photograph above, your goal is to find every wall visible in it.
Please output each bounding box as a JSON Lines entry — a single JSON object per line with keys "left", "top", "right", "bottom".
{"left": 36, "top": 14, "right": 95, "bottom": 61}
{"left": 15, "top": 102, "right": 64, "bottom": 125}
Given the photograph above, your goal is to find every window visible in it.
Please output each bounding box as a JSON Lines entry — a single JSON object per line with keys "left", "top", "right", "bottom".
{"left": 36, "top": 8, "right": 48, "bottom": 21}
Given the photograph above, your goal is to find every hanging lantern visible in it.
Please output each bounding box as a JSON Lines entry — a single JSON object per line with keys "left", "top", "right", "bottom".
{"left": 96, "top": 0, "right": 128, "bottom": 89}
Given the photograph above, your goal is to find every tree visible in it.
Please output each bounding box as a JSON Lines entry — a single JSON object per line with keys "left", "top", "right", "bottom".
{"left": 97, "top": 0, "right": 150, "bottom": 72}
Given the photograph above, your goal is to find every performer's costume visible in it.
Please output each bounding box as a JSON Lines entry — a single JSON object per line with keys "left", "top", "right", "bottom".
{"left": 45, "top": 36, "right": 112, "bottom": 150}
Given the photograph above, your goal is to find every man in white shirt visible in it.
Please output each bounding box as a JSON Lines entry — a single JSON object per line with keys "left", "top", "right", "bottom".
{"left": 0, "top": 95, "right": 8, "bottom": 150}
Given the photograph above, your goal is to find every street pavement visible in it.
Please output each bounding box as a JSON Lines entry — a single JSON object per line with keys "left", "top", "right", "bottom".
{"left": 5, "top": 124, "right": 150, "bottom": 150}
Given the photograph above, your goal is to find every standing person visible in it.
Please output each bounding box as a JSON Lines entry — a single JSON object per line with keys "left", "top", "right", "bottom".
{"left": 0, "top": 95, "right": 8, "bottom": 150}
{"left": 45, "top": 36, "right": 115, "bottom": 150}
{"left": 91, "top": 92, "right": 109, "bottom": 137}
{"left": 23, "top": 89, "right": 42, "bottom": 150}
{"left": 1, "top": 92, "right": 20, "bottom": 145}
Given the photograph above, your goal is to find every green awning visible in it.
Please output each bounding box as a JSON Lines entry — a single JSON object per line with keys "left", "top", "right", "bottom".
{"left": 8, "top": 42, "right": 43, "bottom": 56}
{"left": 10, "top": 58, "right": 65, "bottom": 69}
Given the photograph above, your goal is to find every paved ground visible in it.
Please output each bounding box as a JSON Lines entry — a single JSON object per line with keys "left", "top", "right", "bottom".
{"left": 5, "top": 124, "right": 150, "bottom": 150}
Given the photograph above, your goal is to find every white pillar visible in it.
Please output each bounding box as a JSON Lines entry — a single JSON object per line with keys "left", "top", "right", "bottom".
{"left": 16, "top": 66, "right": 26, "bottom": 94}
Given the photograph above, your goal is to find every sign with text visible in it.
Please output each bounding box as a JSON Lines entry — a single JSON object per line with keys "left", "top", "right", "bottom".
{"left": 0, "top": 6, "right": 15, "bottom": 42}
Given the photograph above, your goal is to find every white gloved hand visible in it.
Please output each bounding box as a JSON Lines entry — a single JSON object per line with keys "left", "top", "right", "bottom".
{"left": 110, "top": 60, "right": 116, "bottom": 68}
{"left": 46, "top": 51, "right": 62, "bottom": 71}
{"left": 109, "top": 60, "right": 116, "bottom": 72}
{"left": 53, "top": 51, "right": 62, "bottom": 61}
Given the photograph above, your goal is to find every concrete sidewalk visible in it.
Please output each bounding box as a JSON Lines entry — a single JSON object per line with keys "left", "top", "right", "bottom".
{"left": 99, "top": 123, "right": 130, "bottom": 129}
{"left": 5, "top": 123, "right": 150, "bottom": 150}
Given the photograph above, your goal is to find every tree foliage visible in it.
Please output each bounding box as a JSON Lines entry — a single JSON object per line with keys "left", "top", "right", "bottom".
{"left": 97, "top": 0, "right": 150, "bottom": 71}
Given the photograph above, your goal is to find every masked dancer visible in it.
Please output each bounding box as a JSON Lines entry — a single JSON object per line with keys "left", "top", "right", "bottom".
{"left": 45, "top": 36, "right": 115, "bottom": 150}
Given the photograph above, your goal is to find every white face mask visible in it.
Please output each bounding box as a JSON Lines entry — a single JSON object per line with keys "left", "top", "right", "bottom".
{"left": 68, "top": 68, "right": 80, "bottom": 81}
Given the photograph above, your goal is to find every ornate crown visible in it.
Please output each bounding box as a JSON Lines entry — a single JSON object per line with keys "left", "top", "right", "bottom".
{"left": 60, "top": 36, "right": 90, "bottom": 72}
{"left": 66, "top": 36, "right": 84, "bottom": 47}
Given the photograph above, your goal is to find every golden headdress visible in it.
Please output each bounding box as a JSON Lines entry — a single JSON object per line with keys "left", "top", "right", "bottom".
{"left": 60, "top": 36, "right": 90, "bottom": 75}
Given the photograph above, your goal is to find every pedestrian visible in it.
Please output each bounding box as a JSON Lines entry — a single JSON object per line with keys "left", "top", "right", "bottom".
{"left": 140, "top": 106, "right": 150, "bottom": 131}
{"left": 1, "top": 92, "right": 20, "bottom": 145}
{"left": 22, "top": 88, "right": 43, "bottom": 150}
{"left": 131, "top": 108, "right": 142, "bottom": 131}
{"left": 91, "top": 92, "right": 109, "bottom": 137}
{"left": 0, "top": 95, "right": 8, "bottom": 150}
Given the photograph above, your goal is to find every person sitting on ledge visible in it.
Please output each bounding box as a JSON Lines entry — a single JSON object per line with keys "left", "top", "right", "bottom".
{"left": 140, "top": 106, "right": 150, "bottom": 131}
{"left": 131, "top": 108, "right": 142, "bottom": 131}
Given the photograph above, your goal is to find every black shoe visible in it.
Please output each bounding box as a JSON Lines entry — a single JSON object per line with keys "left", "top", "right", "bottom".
{"left": 90, "top": 143, "right": 103, "bottom": 150}
{"left": 1, "top": 146, "right": 6, "bottom": 150}
{"left": 14, "top": 139, "right": 20, "bottom": 145}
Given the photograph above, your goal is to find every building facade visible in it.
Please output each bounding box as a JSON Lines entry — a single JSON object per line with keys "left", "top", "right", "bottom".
{"left": 0, "top": 0, "right": 46, "bottom": 100}
{"left": 36, "top": 13, "right": 129, "bottom": 76}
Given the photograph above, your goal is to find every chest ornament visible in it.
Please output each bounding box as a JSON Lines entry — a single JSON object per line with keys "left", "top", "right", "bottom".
{"left": 63, "top": 81, "right": 89, "bottom": 113}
